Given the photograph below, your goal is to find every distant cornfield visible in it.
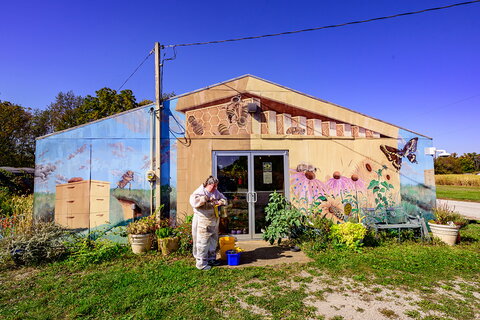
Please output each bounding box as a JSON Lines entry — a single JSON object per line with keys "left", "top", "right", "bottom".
{"left": 435, "top": 174, "right": 480, "bottom": 186}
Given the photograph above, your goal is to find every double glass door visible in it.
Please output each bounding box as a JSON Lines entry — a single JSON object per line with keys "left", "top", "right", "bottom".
{"left": 213, "top": 151, "right": 288, "bottom": 239}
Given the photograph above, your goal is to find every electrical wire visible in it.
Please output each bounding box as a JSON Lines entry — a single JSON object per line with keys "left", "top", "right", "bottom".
{"left": 118, "top": 51, "right": 153, "bottom": 91}
{"left": 163, "top": 0, "right": 480, "bottom": 48}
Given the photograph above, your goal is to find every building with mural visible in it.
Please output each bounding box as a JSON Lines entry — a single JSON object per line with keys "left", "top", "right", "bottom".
{"left": 34, "top": 75, "right": 435, "bottom": 239}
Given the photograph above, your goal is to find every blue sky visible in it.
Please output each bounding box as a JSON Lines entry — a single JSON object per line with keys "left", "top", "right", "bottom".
{"left": 1, "top": 0, "right": 479, "bottom": 155}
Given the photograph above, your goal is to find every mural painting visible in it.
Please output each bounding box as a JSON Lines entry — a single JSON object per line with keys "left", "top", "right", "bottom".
{"left": 397, "top": 130, "right": 436, "bottom": 221}
{"left": 291, "top": 160, "right": 400, "bottom": 224}
{"left": 185, "top": 96, "right": 252, "bottom": 137}
{"left": 34, "top": 106, "right": 155, "bottom": 235}
{"left": 290, "top": 134, "right": 435, "bottom": 224}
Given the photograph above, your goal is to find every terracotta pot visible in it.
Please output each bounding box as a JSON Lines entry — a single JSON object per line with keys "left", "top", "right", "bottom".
{"left": 429, "top": 222, "right": 460, "bottom": 246}
{"left": 129, "top": 233, "right": 152, "bottom": 254}
{"left": 158, "top": 236, "right": 180, "bottom": 256}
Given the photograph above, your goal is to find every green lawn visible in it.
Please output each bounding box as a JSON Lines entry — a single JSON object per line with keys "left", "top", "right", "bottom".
{"left": 1, "top": 224, "right": 479, "bottom": 320}
{"left": 436, "top": 185, "right": 480, "bottom": 202}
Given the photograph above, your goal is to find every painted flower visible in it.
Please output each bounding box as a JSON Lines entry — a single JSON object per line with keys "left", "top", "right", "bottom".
{"left": 290, "top": 164, "right": 326, "bottom": 204}
{"left": 352, "top": 159, "right": 378, "bottom": 183}
{"left": 350, "top": 174, "right": 366, "bottom": 190}
{"left": 325, "top": 171, "right": 353, "bottom": 196}
{"left": 320, "top": 198, "right": 344, "bottom": 223}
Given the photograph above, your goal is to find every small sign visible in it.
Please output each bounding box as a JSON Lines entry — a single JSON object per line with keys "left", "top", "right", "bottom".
{"left": 262, "top": 162, "right": 273, "bottom": 184}
{"left": 263, "top": 172, "right": 273, "bottom": 184}
{"left": 263, "top": 162, "right": 272, "bottom": 172}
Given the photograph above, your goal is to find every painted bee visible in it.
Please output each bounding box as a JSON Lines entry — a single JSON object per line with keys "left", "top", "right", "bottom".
{"left": 187, "top": 115, "right": 204, "bottom": 135}
{"left": 116, "top": 170, "right": 134, "bottom": 190}
{"left": 217, "top": 123, "right": 230, "bottom": 135}
{"left": 296, "top": 162, "right": 317, "bottom": 180}
{"left": 225, "top": 96, "right": 248, "bottom": 128}
{"left": 286, "top": 126, "right": 305, "bottom": 135}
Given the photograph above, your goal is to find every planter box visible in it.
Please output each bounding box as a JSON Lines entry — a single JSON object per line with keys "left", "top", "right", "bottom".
{"left": 429, "top": 222, "right": 460, "bottom": 246}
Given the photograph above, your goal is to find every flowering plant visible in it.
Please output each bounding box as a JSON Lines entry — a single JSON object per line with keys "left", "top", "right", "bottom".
{"left": 432, "top": 204, "right": 468, "bottom": 228}
{"left": 126, "top": 215, "right": 157, "bottom": 235}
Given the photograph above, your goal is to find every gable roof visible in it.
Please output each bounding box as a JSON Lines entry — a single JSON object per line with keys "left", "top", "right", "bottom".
{"left": 173, "top": 74, "right": 430, "bottom": 139}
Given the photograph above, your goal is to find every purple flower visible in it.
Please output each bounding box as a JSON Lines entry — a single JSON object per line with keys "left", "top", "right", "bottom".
{"left": 350, "top": 174, "right": 366, "bottom": 190}
{"left": 290, "top": 170, "right": 326, "bottom": 203}
{"left": 325, "top": 171, "right": 353, "bottom": 196}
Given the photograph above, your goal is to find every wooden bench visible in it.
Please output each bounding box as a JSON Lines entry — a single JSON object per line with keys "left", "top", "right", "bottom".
{"left": 362, "top": 207, "right": 430, "bottom": 241}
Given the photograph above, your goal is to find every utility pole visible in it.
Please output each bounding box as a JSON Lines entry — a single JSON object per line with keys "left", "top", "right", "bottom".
{"left": 154, "top": 42, "right": 162, "bottom": 215}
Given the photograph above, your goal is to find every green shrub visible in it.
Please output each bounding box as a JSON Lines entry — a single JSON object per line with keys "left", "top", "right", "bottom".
{"left": 330, "top": 222, "right": 367, "bottom": 251}
{"left": 185, "top": 214, "right": 193, "bottom": 223}
{"left": 65, "top": 237, "right": 127, "bottom": 267}
{"left": 0, "top": 169, "right": 33, "bottom": 196}
{"left": 0, "top": 188, "right": 13, "bottom": 215}
{"left": 300, "top": 216, "right": 333, "bottom": 251}
{"left": 1, "top": 222, "right": 69, "bottom": 266}
{"left": 262, "top": 191, "right": 304, "bottom": 245}
{"left": 1, "top": 194, "right": 35, "bottom": 238}
{"left": 156, "top": 227, "right": 175, "bottom": 239}
{"left": 175, "top": 222, "right": 193, "bottom": 255}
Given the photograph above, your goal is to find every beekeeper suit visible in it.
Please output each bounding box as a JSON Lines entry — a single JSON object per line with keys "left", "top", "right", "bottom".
{"left": 190, "top": 176, "right": 227, "bottom": 270}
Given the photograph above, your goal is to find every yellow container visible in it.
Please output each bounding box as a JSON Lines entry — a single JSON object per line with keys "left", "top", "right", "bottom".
{"left": 219, "top": 236, "right": 236, "bottom": 260}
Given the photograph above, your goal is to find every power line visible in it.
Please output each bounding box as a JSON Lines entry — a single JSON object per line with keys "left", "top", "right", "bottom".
{"left": 118, "top": 51, "right": 153, "bottom": 91}
{"left": 163, "top": 0, "right": 480, "bottom": 48}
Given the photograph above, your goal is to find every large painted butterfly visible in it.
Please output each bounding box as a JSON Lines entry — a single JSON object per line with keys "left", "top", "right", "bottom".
{"left": 380, "top": 137, "right": 418, "bottom": 171}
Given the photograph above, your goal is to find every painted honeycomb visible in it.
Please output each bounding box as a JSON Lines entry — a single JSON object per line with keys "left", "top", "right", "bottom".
{"left": 185, "top": 97, "right": 252, "bottom": 136}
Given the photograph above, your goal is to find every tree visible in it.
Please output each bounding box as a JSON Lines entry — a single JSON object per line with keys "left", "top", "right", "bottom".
{"left": 71, "top": 88, "right": 138, "bottom": 127}
{"left": 434, "top": 154, "right": 462, "bottom": 174}
{"left": 32, "top": 91, "right": 84, "bottom": 136}
{"left": 138, "top": 99, "right": 153, "bottom": 106}
{"left": 0, "top": 101, "right": 35, "bottom": 167}
{"left": 138, "top": 91, "right": 175, "bottom": 107}
{"left": 459, "top": 153, "right": 476, "bottom": 173}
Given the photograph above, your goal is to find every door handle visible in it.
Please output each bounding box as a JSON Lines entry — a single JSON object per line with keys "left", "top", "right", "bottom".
{"left": 252, "top": 192, "right": 257, "bottom": 203}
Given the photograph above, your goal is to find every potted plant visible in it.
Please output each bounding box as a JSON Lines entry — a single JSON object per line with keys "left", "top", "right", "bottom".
{"left": 156, "top": 226, "right": 180, "bottom": 256}
{"left": 127, "top": 215, "right": 157, "bottom": 254}
{"left": 429, "top": 204, "right": 468, "bottom": 246}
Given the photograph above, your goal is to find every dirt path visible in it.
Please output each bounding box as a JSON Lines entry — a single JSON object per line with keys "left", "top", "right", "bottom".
{"left": 232, "top": 271, "right": 480, "bottom": 320}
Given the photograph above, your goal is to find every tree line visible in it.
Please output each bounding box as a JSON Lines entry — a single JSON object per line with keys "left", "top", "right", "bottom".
{"left": 434, "top": 153, "right": 480, "bottom": 174}
{"left": 0, "top": 88, "right": 155, "bottom": 168}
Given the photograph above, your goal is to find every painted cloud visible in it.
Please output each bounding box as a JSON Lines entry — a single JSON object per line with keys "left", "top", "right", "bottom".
{"left": 67, "top": 144, "right": 87, "bottom": 160}
{"left": 35, "top": 163, "right": 56, "bottom": 182}
{"left": 108, "top": 142, "right": 134, "bottom": 158}
{"left": 114, "top": 108, "right": 150, "bottom": 133}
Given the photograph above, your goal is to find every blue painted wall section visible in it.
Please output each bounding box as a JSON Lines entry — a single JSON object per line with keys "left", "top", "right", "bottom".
{"left": 398, "top": 129, "right": 436, "bottom": 220}
{"left": 159, "top": 98, "right": 184, "bottom": 220}
{"left": 34, "top": 105, "right": 154, "bottom": 231}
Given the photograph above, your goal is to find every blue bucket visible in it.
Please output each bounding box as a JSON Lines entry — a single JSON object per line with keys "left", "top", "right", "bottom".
{"left": 226, "top": 250, "right": 241, "bottom": 266}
